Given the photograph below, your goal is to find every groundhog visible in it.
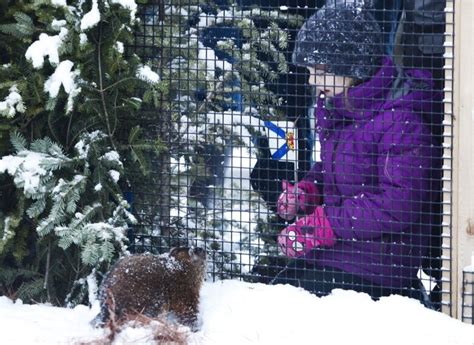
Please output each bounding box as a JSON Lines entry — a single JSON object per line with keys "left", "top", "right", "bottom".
{"left": 93, "top": 247, "right": 207, "bottom": 328}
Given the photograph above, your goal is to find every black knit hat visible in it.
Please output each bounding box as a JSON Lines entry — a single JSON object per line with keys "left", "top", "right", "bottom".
{"left": 292, "top": 1, "right": 384, "bottom": 80}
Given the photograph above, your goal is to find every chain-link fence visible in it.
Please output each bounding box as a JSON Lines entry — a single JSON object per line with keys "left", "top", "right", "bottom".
{"left": 127, "top": 0, "right": 453, "bottom": 313}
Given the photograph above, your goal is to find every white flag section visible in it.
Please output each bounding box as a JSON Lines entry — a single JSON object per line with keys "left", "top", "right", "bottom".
{"left": 263, "top": 120, "right": 297, "bottom": 162}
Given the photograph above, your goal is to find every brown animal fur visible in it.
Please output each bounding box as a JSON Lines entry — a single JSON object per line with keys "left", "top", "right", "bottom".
{"left": 94, "top": 247, "right": 206, "bottom": 329}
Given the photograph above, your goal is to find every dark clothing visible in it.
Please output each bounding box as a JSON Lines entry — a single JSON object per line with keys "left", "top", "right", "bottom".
{"left": 269, "top": 258, "right": 430, "bottom": 305}
{"left": 271, "top": 259, "right": 393, "bottom": 299}
{"left": 371, "top": 0, "right": 446, "bottom": 58}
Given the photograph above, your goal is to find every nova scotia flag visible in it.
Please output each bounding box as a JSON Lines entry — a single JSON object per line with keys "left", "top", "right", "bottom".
{"left": 263, "top": 121, "right": 297, "bottom": 162}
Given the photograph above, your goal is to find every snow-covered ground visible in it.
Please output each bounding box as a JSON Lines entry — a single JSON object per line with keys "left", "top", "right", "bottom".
{"left": 1, "top": 280, "right": 473, "bottom": 345}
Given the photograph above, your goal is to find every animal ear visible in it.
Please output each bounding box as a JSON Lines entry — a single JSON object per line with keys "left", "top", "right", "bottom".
{"left": 170, "top": 247, "right": 178, "bottom": 256}
{"left": 190, "top": 247, "right": 206, "bottom": 260}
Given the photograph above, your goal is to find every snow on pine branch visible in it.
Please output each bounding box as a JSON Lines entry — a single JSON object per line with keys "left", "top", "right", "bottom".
{"left": 0, "top": 130, "right": 134, "bottom": 266}
{"left": 110, "top": 0, "right": 138, "bottom": 21}
{"left": 44, "top": 60, "right": 81, "bottom": 113}
{"left": 0, "top": 85, "right": 25, "bottom": 118}
{"left": 50, "top": 0, "right": 67, "bottom": 8}
{"left": 136, "top": 65, "right": 160, "bottom": 84}
{"left": 74, "top": 130, "right": 107, "bottom": 159}
{"left": 177, "top": 108, "right": 263, "bottom": 149}
{"left": 25, "top": 28, "right": 68, "bottom": 69}
{"left": 198, "top": 42, "right": 233, "bottom": 77}
{"left": 20, "top": 0, "right": 143, "bottom": 117}
{"left": 80, "top": 0, "right": 101, "bottom": 31}
{"left": 205, "top": 109, "right": 263, "bottom": 146}
{"left": 0, "top": 149, "right": 71, "bottom": 197}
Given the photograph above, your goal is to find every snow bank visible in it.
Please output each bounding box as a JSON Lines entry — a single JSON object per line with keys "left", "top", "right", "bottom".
{"left": 0, "top": 297, "right": 103, "bottom": 344}
{"left": 1, "top": 280, "right": 472, "bottom": 344}
{"left": 192, "top": 281, "right": 474, "bottom": 345}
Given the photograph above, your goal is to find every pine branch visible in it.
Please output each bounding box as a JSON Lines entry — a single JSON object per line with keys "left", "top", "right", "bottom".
{"left": 10, "top": 130, "right": 27, "bottom": 152}
{"left": 26, "top": 196, "right": 47, "bottom": 218}
{"left": 0, "top": 12, "right": 34, "bottom": 40}
{"left": 96, "top": 23, "right": 118, "bottom": 152}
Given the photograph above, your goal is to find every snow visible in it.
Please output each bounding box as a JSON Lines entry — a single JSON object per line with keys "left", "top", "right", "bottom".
{"left": 115, "top": 41, "right": 124, "bottom": 54}
{"left": 86, "top": 271, "right": 99, "bottom": 307}
{"left": 0, "top": 297, "right": 102, "bottom": 344}
{"left": 418, "top": 268, "right": 438, "bottom": 292}
{"left": 101, "top": 150, "right": 122, "bottom": 165}
{"left": 205, "top": 110, "right": 263, "bottom": 148}
{"left": 198, "top": 42, "right": 233, "bottom": 75}
{"left": 198, "top": 13, "right": 216, "bottom": 28}
{"left": 170, "top": 156, "right": 189, "bottom": 173}
{"left": 0, "top": 151, "right": 47, "bottom": 196}
{"left": 51, "top": 19, "right": 66, "bottom": 31}
{"left": 79, "top": 33, "right": 88, "bottom": 45}
{"left": 50, "top": 0, "right": 67, "bottom": 7}
{"left": 44, "top": 60, "right": 77, "bottom": 98}
{"left": 0, "top": 85, "right": 25, "bottom": 118}
{"left": 1, "top": 280, "right": 473, "bottom": 344}
{"left": 1, "top": 217, "right": 14, "bottom": 241}
{"left": 221, "top": 146, "right": 261, "bottom": 270}
{"left": 165, "top": 5, "right": 188, "bottom": 17}
{"left": 110, "top": 0, "right": 137, "bottom": 21}
{"left": 80, "top": 0, "right": 100, "bottom": 31}
{"left": 109, "top": 169, "right": 120, "bottom": 183}
{"left": 51, "top": 175, "right": 85, "bottom": 197}
{"left": 216, "top": 9, "right": 241, "bottom": 24}
{"left": 137, "top": 65, "right": 160, "bottom": 84}
{"left": 196, "top": 281, "right": 474, "bottom": 345}
{"left": 465, "top": 266, "right": 474, "bottom": 273}
{"left": 25, "top": 28, "right": 68, "bottom": 69}
{"left": 179, "top": 109, "right": 267, "bottom": 270}
{"left": 210, "top": 109, "right": 263, "bottom": 129}
{"left": 43, "top": 60, "right": 81, "bottom": 113}
{"left": 463, "top": 253, "right": 474, "bottom": 272}
{"left": 74, "top": 131, "right": 106, "bottom": 159}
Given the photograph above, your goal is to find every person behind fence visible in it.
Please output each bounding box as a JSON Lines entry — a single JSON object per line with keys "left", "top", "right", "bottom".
{"left": 272, "top": 1, "right": 439, "bottom": 301}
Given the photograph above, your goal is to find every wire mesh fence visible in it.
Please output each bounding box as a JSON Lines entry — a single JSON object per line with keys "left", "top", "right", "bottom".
{"left": 127, "top": 0, "right": 453, "bottom": 313}
{"left": 462, "top": 270, "right": 474, "bottom": 324}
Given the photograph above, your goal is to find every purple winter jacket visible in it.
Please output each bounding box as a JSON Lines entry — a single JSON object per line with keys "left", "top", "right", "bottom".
{"left": 302, "top": 57, "right": 440, "bottom": 289}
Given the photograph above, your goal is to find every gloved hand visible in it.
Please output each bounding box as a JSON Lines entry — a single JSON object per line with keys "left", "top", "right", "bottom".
{"left": 278, "top": 207, "right": 336, "bottom": 258}
{"left": 276, "top": 180, "right": 320, "bottom": 220}
{"left": 276, "top": 180, "right": 305, "bottom": 220}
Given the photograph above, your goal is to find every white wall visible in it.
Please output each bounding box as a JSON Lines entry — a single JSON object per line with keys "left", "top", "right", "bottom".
{"left": 452, "top": 0, "right": 474, "bottom": 319}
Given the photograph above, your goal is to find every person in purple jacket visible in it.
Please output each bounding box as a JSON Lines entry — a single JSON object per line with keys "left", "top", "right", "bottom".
{"left": 273, "top": 1, "right": 439, "bottom": 300}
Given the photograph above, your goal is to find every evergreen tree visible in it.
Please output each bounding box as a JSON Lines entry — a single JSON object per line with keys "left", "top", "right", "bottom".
{"left": 0, "top": 0, "right": 163, "bottom": 304}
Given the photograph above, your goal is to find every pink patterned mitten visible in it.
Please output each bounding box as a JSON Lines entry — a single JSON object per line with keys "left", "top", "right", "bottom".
{"left": 278, "top": 207, "right": 336, "bottom": 257}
